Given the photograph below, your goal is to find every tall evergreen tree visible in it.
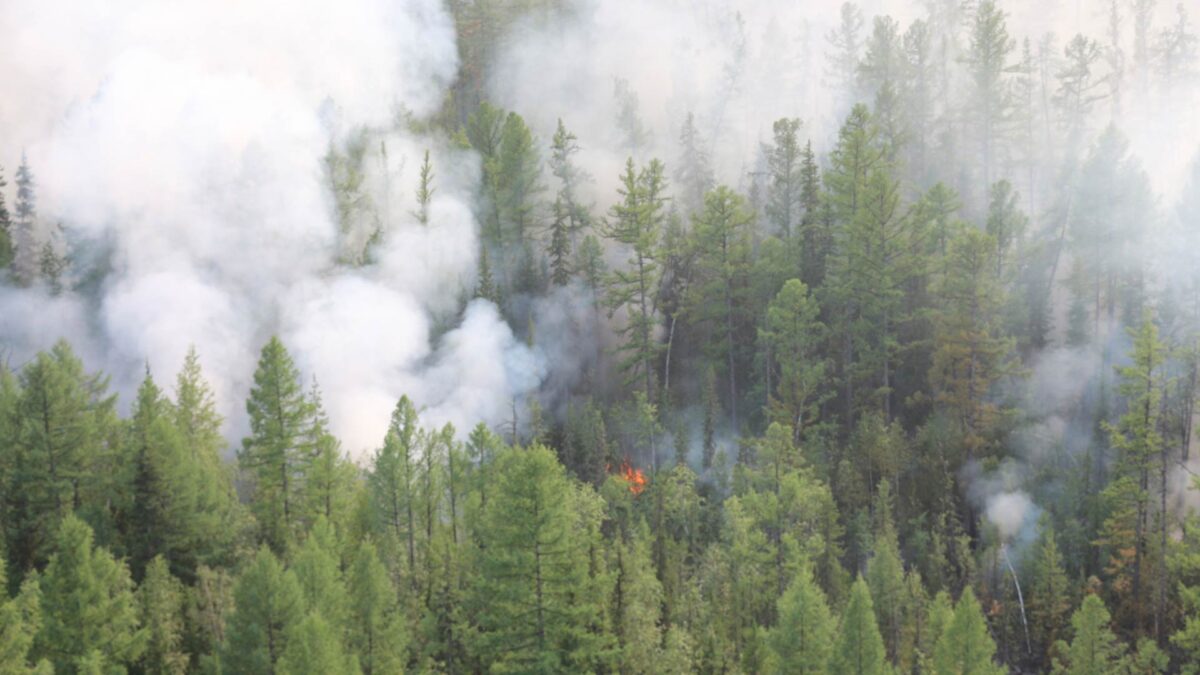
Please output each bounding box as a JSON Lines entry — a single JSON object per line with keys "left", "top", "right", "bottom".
{"left": 931, "top": 587, "right": 1004, "bottom": 675}
{"left": 221, "top": 547, "right": 304, "bottom": 675}
{"left": 765, "top": 564, "right": 835, "bottom": 674}
{"left": 604, "top": 158, "right": 668, "bottom": 402}
{"left": 35, "top": 515, "right": 145, "bottom": 673}
{"left": 829, "top": 577, "right": 887, "bottom": 675}
{"left": 470, "top": 444, "right": 611, "bottom": 673}
{"left": 1052, "top": 594, "right": 1128, "bottom": 674}
{"left": 12, "top": 153, "right": 38, "bottom": 285}
{"left": 240, "top": 337, "right": 314, "bottom": 553}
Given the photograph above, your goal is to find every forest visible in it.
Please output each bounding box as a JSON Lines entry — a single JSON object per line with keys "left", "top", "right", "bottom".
{"left": 1, "top": 0, "right": 1200, "bottom": 672}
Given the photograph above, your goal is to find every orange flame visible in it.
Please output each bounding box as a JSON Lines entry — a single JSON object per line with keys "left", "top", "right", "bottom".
{"left": 615, "top": 459, "right": 647, "bottom": 495}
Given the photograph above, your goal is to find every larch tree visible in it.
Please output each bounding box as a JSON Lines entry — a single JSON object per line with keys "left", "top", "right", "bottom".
{"left": 963, "top": 0, "right": 1015, "bottom": 201}
{"left": 35, "top": 515, "right": 145, "bottom": 673}
{"left": 240, "top": 337, "right": 314, "bottom": 553}
{"left": 829, "top": 576, "right": 887, "bottom": 675}
{"left": 221, "top": 547, "right": 305, "bottom": 675}
{"left": 931, "top": 587, "right": 1004, "bottom": 675}
{"left": 12, "top": 153, "right": 38, "bottom": 285}
{"left": 765, "top": 564, "right": 835, "bottom": 674}
{"left": 760, "top": 279, "right": 828, "bottom": 445}
{"left": 765, "top": 118, "right": 805, "bottom": 239}
{"left": 137, "top": 555, "right": 188, "bottom": 675}
{"left": 604, "top": 158, "right": 668, "bottom": 403}
{"left": 1052, "top": 594, "right": 1128, "bottom": 675}
{"left": 691, "top": 185, "right": 756, "bottom": 430}
{"left": 346, "top": 540, "right": 408, "bottom": 675}
{"left": 4, "top": 341, "right": 117, "bottom": 576}
{"left": 470, "top": 444, "right": 611, "bottom": 673}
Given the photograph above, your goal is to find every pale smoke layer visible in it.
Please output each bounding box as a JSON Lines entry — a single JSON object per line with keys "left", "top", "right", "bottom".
{"left": 0, "top": 0, "right": 545, "bottom": 455}
{"left": 985, "top": 490, "right": 1035, "bottom": 542}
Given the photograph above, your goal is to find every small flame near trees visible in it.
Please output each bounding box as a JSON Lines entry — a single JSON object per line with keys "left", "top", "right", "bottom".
{"left": 608, "top": 459, "right": 647, "bottom": 495}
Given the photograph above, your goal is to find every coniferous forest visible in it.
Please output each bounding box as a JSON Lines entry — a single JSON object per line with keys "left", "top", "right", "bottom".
{"left": 2, "top": 0, "right": 1200, "bottom": 672}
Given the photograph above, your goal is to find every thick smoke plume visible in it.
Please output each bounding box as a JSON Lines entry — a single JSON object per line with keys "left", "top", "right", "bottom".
{"left": 0, "top": 0, "right": 544, "bottom": 454}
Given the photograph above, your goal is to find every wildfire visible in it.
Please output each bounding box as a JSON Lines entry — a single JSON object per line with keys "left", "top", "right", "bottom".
{"left": 612, "top": 459, "right": 647, "bottom": 495}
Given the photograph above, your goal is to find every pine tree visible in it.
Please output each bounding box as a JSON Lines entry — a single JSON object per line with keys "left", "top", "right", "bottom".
{"left": 171, "top": 348, "right": 242, "bottom": 576}
{"left": 932, "top": 587, "right": 1004, "bottom": 675}
{"left": 221, "top": 547, "right": 305, "bottom": 674}
{"left": 548, "top": 118, "right": 592, "bottom": 243}
{"left": 137, "top": 556, "right": 187, "bottom": 675}
{"left": 765, "top": 564, "right": 835, "bottom": 674}
{"left": 867, "top": 481, "right": 905, "bottom": 663}
{"left": 829, "top": 576, "right": 887, "bottom": 675}
{"left": 36, "top": 515, "right": 145, "bottom": 673}
{"left": 346, "top": 540, "right": 408, "bottom": 675}
{"left": 240, "top": 337, "right": 314, "bottom": 553}
{"left": 1052, "top": 594, "right": 1128, "bottom": 674}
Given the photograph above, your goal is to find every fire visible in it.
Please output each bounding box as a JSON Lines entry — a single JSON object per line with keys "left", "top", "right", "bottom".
{"left": 614, "top": 459, "right": 647, "bottom": 495}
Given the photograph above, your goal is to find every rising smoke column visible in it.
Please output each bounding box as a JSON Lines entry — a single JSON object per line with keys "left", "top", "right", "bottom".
{"left": 0, "top": 0, "right": 546, "bottom": 454}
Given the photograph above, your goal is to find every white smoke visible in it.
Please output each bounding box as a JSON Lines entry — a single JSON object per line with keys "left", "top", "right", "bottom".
{"left": 0, "top": 0, "right": 545, "bottom": 455}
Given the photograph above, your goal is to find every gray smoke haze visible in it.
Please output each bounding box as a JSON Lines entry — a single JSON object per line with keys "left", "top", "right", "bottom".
{"left": 0, "top": 0, "right": 1197, "bottom": 465}
{"left": 0, "top": 0, "right": 546, "bottom": 454}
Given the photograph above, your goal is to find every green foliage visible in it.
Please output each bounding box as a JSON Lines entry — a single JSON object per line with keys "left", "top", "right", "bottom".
{"left": 470, "top": 444, "right": 612, "bottom": 673}
{"left": 36, "top": 515, "right": 145, "bottom": 673}
{"left": 932, "top": 587, "right": 1004, "bottom": 675}
{"left": 241, "top": 337, "right": 314, "bottom": 553}
{"left": 1052, "top": 594, "right": 1127, "bottom": 675}
{"left": 829, "top": 577, "right": 887, "bottom": 675}
{"left": 765, "top": 564, "right": 835, "bottom": 673}
{"left": 221, "top": 547, "right": 304, "bottom": 674}
{"left": 138, "top": 556, "right": 188, "bottom": 675}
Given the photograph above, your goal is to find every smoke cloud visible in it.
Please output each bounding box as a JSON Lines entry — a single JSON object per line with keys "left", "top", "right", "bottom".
{"left": 0, "top": 0, "right": 544, "bottom": 454}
